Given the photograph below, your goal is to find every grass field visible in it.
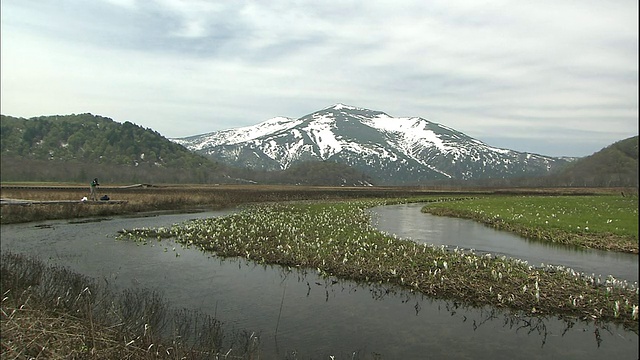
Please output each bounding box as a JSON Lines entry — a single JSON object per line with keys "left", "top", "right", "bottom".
{"left": 424, "top": 195, "right": 638, "bottom": 253}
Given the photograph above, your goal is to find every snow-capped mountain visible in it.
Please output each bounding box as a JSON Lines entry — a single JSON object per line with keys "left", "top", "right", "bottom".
{"left": 172, "top": 104, "right": 570, "bottom": 185}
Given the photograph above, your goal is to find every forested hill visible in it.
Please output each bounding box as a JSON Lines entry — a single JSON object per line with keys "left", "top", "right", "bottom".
{"left": 0, "top": 113, "right": 225, "bottom": 184}
{"left": 550, "top": 135, "right": 638, "bottom": 187}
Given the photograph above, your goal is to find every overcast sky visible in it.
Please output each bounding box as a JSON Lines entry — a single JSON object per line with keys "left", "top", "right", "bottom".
{"left": 1, "top": 0, "right": 638, "bottom": 157}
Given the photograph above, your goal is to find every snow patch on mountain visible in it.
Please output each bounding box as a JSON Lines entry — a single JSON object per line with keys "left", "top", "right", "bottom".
{"left": 365, "top": 115, "right": 452, "bottom": 153}
{"left": 304, "top": 114, "right": 343, "bottom": 158}
{"left": 324, "top": 103, "right": 361, "bottom": 111}
{"left": 224, "top": 116, "right": 302, "bottom": 145}
{"left": 173, "top": 116, "right": 301, "bottom": 150}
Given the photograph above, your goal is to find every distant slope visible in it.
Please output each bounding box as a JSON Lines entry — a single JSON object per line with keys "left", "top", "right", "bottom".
{"left": 550, "top": 136, "right": 638, "bottom": 187}
{"left": 0, "top": 114, "right": 224, "bottom": 184}
{"left": 260, "top": 160, "right": 373, "bottom": 186}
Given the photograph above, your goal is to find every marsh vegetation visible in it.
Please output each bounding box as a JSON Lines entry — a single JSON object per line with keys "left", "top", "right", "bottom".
{"left": 118, "top": 199, "right": 639, "bottom": 332}
{"left": 1, "top": 184, "right": 463, "bottom": 224}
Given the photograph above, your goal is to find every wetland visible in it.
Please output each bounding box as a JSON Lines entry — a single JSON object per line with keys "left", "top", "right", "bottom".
{"left": 1, "top": 186, "right": 638, "bottom": 358}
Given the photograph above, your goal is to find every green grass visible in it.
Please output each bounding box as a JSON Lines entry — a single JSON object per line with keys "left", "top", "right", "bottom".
{"left": 424, "top": 195, "right": 639, "bottom": 253}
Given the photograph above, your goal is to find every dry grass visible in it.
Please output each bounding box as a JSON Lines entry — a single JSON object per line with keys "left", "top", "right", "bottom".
{"left": 1, "top": 184, "right": 625, "bottom": 224}
{"left": 0, "top": 184, "right": 458, "bottom": 224}
{"left": 1, "top": 252, "right": 260, "bottom": 359}
{"left": 1, "top": 185, "right": 246, "bottom": 224}
{"left": 2, "top": 300, "right": 140, "bottom": 359}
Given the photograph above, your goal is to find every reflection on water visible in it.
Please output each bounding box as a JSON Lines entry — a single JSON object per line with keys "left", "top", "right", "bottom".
{"left": 1, "top": 208, "right": 637, "bottom": 359}
{"left": 369, "top": 203, "right": 639, "bottom": 283}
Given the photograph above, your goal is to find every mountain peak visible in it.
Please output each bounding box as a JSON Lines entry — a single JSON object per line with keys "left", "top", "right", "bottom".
{"left": 324, "top": 103, "right": 362, "bottom": 111}
{"left": 324, "top": 103, "right": 357, "bottom": 110}
{"left": 313, "top": 104, "right": 391, "bottom": 120}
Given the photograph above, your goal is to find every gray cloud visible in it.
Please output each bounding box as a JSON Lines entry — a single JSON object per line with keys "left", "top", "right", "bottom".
{"left": 1, "top": 0, "right": 637, "bottom": 157}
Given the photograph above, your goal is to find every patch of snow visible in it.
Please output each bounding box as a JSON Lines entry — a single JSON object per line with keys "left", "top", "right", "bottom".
{"left": 219, "top": 117, "right": 300, "bottom": 145}
{"left": 364, "top": 115, "right": 452, "bottom": 153}
{"left": 174, "top": 116, "right": 302, "bottom": 150}
{"left": 303, "top": 114, "right": 343, "bottom": 159}
{"left": 484, "top": 145, "right": 511, "bottom": 154}
{"left": 324, "top": 103, "right": 361, "bottom": 111}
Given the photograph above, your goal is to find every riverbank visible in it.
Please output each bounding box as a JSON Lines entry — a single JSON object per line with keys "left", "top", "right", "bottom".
{"left": 0, "top": 184, "right": 459, "bottom": 224}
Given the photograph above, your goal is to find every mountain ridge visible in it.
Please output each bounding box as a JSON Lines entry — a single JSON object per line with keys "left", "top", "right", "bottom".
{"left": 550, "top": 136, "right": 638, "bottom": 187}
{"left": 172, "top": 104, "right": 570, "bottom": 185}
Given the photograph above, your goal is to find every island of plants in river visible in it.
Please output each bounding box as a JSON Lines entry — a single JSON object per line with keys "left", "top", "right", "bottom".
{"left": 118, "top": 197, "right": 639, "bottom": 332}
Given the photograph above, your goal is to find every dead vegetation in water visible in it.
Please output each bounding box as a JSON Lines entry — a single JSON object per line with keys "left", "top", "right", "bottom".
{"left": 1, "top": 252, "right": 260, "bottom": 359}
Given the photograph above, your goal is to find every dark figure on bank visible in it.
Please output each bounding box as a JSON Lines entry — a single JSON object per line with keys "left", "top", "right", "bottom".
{"left": 90, "top": 178, "right": 99, "bottom": 201}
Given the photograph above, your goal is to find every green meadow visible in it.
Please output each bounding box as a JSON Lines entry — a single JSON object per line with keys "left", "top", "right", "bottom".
{"left": 424, "top": 195, "right": 639, "bottom": 253}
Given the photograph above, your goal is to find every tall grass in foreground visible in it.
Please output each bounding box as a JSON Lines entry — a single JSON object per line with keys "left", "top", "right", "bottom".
{"left": 119, "top": 201, "right": 639, "bottom": 332}
{"left": 1, "top": 252, "right": 260, "bottom": 359}
{"left": 424, "top": 195, "right": 639, "bottom": 253}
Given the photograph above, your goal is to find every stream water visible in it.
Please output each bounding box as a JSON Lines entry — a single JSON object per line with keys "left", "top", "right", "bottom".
{"left": 1, "top": 206, "right": 637, "bottom": 359}
{"left": 369, "top": 203, "right": 639, "bottom": 283}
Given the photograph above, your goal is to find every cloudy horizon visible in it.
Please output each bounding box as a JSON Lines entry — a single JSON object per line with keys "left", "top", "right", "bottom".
{"left": 1, "top": 0, "right": 637, "bottom": 157}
